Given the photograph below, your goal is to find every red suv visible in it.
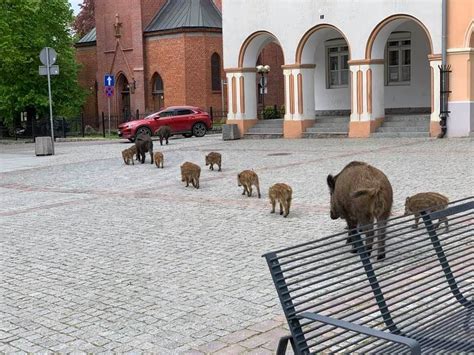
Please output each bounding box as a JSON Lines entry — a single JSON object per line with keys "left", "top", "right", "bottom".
{"left": 118, "top": 106, "right": 212, "bottom": 142}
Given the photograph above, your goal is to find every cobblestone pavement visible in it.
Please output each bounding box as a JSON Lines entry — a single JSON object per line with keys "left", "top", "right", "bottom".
{"left": 1, "top": 136, "right": 473, "bottom": 354}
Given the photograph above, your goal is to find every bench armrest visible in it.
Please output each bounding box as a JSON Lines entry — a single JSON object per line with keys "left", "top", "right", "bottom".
{"left": 298, "top": 312, "right": 421, "bottom": 355}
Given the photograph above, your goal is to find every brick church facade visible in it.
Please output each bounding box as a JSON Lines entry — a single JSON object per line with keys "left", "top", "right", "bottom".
{"left": 75, "top": 0, "right": 226, "bottom": 129}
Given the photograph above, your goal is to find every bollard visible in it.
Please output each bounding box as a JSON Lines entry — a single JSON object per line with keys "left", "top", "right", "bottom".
{"left": 81, "top": 112, "right": 85, "bottom": 137}
{"left": 102, "top": 112, "right": 105, "bottom": 138}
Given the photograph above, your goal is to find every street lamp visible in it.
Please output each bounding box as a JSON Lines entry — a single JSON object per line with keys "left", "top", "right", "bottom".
{"left": 256, "top": 64, "right": 270, "bottom": 119}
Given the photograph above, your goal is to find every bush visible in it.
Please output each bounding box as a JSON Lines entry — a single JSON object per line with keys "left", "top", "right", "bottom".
{"left": 262, "top": 106, "right": 284, "bottom": 120}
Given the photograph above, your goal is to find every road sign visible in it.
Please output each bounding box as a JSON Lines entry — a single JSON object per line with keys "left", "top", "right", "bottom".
{"left": 38, "top": 47, "right": 58, "bottom": 155}
{"left": 105, "top": 86, "right": 114, "bottom": 97}
{"left": 104, "top": 74, "right": 115, "bottom": 87}
{"left": 39, "top": 65, "right": 59, "bottom": 76}
{"left": 39, "top": 47, "right": 57, "bottom": 66}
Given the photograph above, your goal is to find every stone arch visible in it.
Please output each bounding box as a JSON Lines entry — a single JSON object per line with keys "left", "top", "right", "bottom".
{"left": 238, "top": 31, "right": 285, "bottom": 68}
{"left": 465, "top": 21, "right": 474, "bottom": 47}
{"left": 295, "top": 24, "right": 352, "bottom": 64}
{"left": 151, "top": 72, "right": 164, "bottom": 112}
{"left": 366, "top": 14, "right": 433, "bottom": 59}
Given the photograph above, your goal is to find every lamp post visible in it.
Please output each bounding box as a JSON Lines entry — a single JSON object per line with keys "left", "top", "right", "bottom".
{"left": 256, "top": 64, "right": 270, "bottom": 119}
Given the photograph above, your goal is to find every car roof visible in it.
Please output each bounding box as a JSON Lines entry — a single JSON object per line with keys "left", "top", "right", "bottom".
{"left": 164, "top": 106, "right": 200, "bottom": 111}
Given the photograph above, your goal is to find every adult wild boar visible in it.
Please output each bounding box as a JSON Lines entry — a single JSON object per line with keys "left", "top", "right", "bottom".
{"left": 135, "top": 134, "right": 154, "bottom": 164}
{"left": 327, "top": 161, "right": 393, "bottom": 260}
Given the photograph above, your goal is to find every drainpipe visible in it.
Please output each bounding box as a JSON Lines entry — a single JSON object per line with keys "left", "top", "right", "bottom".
{"left": 438, "top": 0, "right": 448, "bottom": 138}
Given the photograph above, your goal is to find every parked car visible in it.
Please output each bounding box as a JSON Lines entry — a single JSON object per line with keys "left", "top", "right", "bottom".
{"left": 118, "top": 106, "right": 212, "bottom": 142}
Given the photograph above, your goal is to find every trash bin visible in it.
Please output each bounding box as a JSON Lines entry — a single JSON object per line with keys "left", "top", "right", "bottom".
{"left": 35, "top": 136, "right": 53, "bottom": 156}
{"left": 222, "top": 124, "right": 241, "bottom": 140}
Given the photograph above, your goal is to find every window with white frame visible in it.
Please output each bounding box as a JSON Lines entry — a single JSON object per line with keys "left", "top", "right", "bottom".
{"left": 386, "top": 33, "right": 411, "bottom": 85}
{"left": 326, "top": 41, "right": 349, "bottom": 88}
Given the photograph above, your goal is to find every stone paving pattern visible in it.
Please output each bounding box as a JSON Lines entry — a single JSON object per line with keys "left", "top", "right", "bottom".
{"left": 1, "top": 136, "right": 473, "bottom": 353}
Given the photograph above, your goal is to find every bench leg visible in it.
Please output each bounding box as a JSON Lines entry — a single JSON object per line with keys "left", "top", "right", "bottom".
{"left": 276, "top": 334, "right": 296, "bottom": 355}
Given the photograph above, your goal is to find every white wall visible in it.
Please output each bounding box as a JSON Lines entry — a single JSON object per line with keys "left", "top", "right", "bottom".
{"left": 223, "top": 0, "right": 442, "bottom": 68}
{"left": 313, "top": 33, "right": 350, "bottom": 111}
{"left": 384, "top": 22, "right": 431, "bottom": 109}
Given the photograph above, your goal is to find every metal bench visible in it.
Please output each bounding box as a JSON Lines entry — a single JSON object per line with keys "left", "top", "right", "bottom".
{"left": 264, "top": 197, "right": 473, "bottom": 354}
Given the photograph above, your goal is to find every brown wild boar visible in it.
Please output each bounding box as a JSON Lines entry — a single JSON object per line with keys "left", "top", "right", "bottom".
{"left": 181, "top": 162, "right": 201, "bottom": 189}
{"left": 153, "top": 152, "right": 164, "bottom": 169}
{"left": 122, "top": 145, "right": 137, "bottom": 165}
{"left": 156, "top": 126, "right": 171, "bottom": 146}
{"left": 405, "top": 192, "right": 449, "bottom": 231}
{"left": 237, "top": 170, "right": 261, "bottom": 198}
{"left": 269, "top": 183, "right": 292, "bottom": 218}
{"left": 135, "top": 134, "right": 154, "bottom": 164}
{"left": 327, "top": 161, "right": 393, "bottom": 260}
{"left": 205, "top": 152, "right": 222, "bottom": 171}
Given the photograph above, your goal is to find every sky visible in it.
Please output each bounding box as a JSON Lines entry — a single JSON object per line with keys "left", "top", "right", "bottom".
{"left": 69, "top": 0, "right": 82, "bottom": 15}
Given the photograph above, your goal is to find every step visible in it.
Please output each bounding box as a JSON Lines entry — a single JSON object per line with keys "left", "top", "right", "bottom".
{"left": 314, "top": 116, "right": 351, "bottom": 124}
{"left": 255, "top": 121, "right": 283, "bottom": 127}
{"left": 383, "top": 115, "right": 430, "bottom": 122}
{"left": 306, "top": 127, "right": 349, "bottom": 133}
{"left": 303, "top": 132, "right": 349, "bottom": 138}
{"left": 371, "top": 132, "right": 430, "bottom": 138}
{"left": 381, "top": 121, "right": 430, "bottom": 127}
{"left": 308, "top": 123, "right": 349, "bottom": 131}
{"left": 254, "top": 119, "right": 284, "bottom": 125}
{"left": 247, "top": 127, "right": 283, "bottom": 134}
{"left": 376, "top": 126, "right": 429, "bottom": 133}
{"left": 244, "top": 132, "right": 283, "bottom": 139}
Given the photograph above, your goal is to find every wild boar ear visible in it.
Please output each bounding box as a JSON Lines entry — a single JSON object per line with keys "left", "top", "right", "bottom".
{"left": 327, "top": 175, "right": 336, "bottom": 192}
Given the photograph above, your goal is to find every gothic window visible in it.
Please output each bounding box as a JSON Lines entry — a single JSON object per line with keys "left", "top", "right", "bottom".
{"left": 211, "top": 53, "right": 221, "bottom": 91}
{"left": 152, "top": 74, "right": 164, "bottom": 111}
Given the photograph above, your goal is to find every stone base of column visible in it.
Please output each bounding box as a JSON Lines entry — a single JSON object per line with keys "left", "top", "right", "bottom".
{"left": 226, "top": 119, "right": 258, "bottom": 136}
{"left": 430, "top": 121, "right": 442, "bottom": 137}
{"left": 348, "top": 118, "right": 384, "bottom": 138}
{"left": 283, "top": 120, "right": 314, "bottom": 138}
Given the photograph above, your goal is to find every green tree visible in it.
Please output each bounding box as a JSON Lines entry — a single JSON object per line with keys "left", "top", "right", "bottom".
{"left": 0, "top": 0, "right": 85, "bottom": 128}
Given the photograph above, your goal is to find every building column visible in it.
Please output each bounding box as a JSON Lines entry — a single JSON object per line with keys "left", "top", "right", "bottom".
{"left": 446, "top": 49, "right": 474, "bottom": 137}
{"left": 225, "top": 68, "right": 258, "bottom": 135}
{"left": 348, "top": 60, "right": 385, "bottom": 138}
{"left": 282, "top": 64, "right": 316, "bottom": 138}
{"left": 428, "top": 56, "right": 442, "bottom": 137}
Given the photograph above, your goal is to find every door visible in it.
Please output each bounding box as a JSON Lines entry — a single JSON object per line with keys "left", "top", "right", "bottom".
{"left": 173, "top": 109, "right": 195, "bottom": 132}
{"left": 153, "top": 109, "right": 175, "bottom": 133}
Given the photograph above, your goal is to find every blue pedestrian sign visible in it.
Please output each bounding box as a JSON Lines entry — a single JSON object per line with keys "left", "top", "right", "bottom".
{"left": 104, "top": 74, "right": 115, "bottom": 87}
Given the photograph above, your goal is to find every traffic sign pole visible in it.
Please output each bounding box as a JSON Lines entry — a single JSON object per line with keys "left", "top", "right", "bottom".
{"left": 108, "top": 96, "right": 111, "bottom": 137}
{"left": 46, "top": 47, "right": 55, "bottom": 155}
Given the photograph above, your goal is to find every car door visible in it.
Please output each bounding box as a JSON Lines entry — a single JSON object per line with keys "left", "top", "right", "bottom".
{"left": 154, "top": 109, "right": 175, "bottom": 134}
{"left": 174, "top": 109, "right": 195, "bottom": 132}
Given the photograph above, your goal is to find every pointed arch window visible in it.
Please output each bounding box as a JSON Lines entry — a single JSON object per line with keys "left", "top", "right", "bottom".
{"left": 211, "top": 53, "right": 221, "bottom": 91}
{"left": 152, "top": 73, "right": 164, "bottom": 111}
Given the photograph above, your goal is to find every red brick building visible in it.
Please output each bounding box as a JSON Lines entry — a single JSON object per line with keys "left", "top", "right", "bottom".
{"left": 75, "top": 0, "right": 225, "bottom": 129}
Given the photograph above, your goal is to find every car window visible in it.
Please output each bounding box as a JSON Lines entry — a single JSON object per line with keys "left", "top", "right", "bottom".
{"left": 159, "top": 110, "right": 175, "bottom": 118}
{"left": 176, "top": 109, "right": 193, "bottom": 116}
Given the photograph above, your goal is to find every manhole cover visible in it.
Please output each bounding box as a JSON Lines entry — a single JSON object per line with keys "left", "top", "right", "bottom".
{"left": 267, "top": 152, "right": 292, "bottom": 156}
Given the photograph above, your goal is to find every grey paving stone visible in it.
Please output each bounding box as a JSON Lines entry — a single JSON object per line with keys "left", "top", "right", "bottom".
{"left": 1, "top": 136, "right": 472, "bottom": 352}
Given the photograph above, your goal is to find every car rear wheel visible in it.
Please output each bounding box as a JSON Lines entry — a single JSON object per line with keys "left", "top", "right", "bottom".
{"left": 192, "top": 123, "right": 207, "bottom": 137}
{"left": 135, "top": 126, "right": 152, "bottom": 140}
